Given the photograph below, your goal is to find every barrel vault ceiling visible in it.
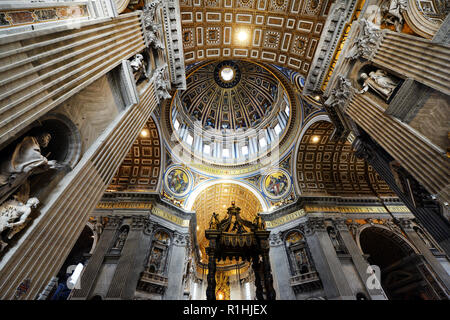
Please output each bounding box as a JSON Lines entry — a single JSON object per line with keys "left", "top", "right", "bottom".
{"left": 180, "top": 0, "right": 335, "bottom": 77}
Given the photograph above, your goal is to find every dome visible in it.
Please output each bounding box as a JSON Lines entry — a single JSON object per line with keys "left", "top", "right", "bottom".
{"left": 180, "top": 60, "right": 279, "bottom": 131}
{"left": 168, "top": 60, "right": 293, "bottom": 168}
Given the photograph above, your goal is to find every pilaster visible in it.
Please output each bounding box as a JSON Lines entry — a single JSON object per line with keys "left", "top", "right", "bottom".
{"left": 268, "top": 232, "right": 295, "bottom": 300}
{"left": 303, "top": 218, "right": 354, "bottom": 300}
{"left": 334, "top": 219, "right": 387, "bottom": 300}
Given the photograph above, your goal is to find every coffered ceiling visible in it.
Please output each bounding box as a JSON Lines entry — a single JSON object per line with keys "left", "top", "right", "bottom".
{"left": 180, "top": 0, "right": 335, "bottom": 77}
{"left": 296, "top": 121, "right": 395, "bottom": 197}
{"left": 107, "top": 117, "right": 161, "bottom": 192}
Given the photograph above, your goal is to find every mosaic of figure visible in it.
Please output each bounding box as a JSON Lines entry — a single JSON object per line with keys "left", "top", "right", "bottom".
{"left": 0, "top": 133, "right": 60, "bottom": 204}
{"left": 265, "top": 172, "right": 289, "bottom": 198}
{"left": 360, "top": 69, "right": 399, "bottom": 101}
{"left": 0, "top": 197, "right": 39, "bottom": 251}
{"left": 167, "top": 169, "right": 189, "bottom": 195}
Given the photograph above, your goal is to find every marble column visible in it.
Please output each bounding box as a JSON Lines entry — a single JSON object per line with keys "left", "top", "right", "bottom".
{"left": 334, "top": 219, "right": 387, "bottom": 300}
{"left": 351, "top": 134, "right": 450, "bottom": 256}
{"left": 106, "top": 216, "right": 148, "bottom": 299}
{"left": 347, "top": 94, "right": 450, "bottom": 205}
{"left": 71, "top": 217, "right": 122, "bottom": 299}
{"left": 268, "top": 232, "right": 295, "bottom": 300}
{"left": 304, "top": 218, "right": 354, "bottom": 300}
{"left": 164, "top": 232, "right": 188, "bottom": 300}
{"left": 121, "top": 219, "right": 154, "bottom": 299}
{"left": 229, "top": 275, "right": 242, "bottom": 300}
{"left": 385, "top": 78, "right": 432, "bottom": 122}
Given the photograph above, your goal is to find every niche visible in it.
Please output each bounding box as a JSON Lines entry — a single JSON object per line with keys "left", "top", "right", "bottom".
{"left": 146, "top": 230, "right": 171, "bottom": 275}
{"left": 284, "top": 230, "right": 314, "bottom": 276}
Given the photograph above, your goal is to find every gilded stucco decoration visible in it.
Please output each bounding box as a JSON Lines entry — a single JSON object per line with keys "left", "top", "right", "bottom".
{"left": 192, "top": 183, "right": 262, "bottom": 265}
{"left": 296, "top": 121, "right": 395, "bottom": 196}
{"left": 108, "top": 117, "right": 161, "bottom": 192}
{"left": 179, "top": 0, "right": 335, "bottom": 77}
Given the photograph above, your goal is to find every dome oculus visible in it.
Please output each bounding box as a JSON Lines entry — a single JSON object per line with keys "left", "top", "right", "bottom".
{"left": 220, "top": 67, "right": 235, "bottom": 82}
{"left": 213, "top": 61, "right": 241, "bottom": 88}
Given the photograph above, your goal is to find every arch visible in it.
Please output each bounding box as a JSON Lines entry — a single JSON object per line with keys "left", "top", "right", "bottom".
{"left": 294, "top": 120, "right": 393, "bottom": 197}
{"left": 108, "top": 115, "right": 162, "bottom": 192}
{"left": 356, "top": 224, "right": 440, "bottom": 300}
{"left": 179, "top": 1, "right": 332, "bottom": 78}
{"left": 404, "top": 0, "right": 445, "bottom": 39}
{"left": 185, "top": 179, "right": 269, "bottom": 211}
{"left": 355, "top": 223, "right": 418, "bottom": 256}
{"left": 292, "top": 114, "right": 330, "bottom": 195}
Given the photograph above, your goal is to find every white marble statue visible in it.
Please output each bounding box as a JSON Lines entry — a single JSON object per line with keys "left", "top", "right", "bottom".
{"left": 0, "top": 133, "right": 58, "bottom": 204}
{"left": 0, "top": 197, "right": 39, "bottom": 251}
{"left": 130, "top": 54, "right": 144, "bottom": 72}
{"left": 360, "top": 69, "right": 399, "bottom": 100}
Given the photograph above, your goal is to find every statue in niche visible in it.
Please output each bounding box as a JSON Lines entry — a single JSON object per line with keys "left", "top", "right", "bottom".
{"left": 0, "top": 197, "right": 39, "bottom": 252}
{"left": 360, "top": 69, "right": 400, "bottom": 101}
{"left": 148, "top": 247, "right": 163, "bottom": 272}
{"left": 327, "top": 227, "right": 342, "bottom": 252}
{"left": 0, "top": 133, "right": 62, "bottom": 204}
{"left": 293, "top": 249, "right": 309, "bottom": 274}
{"left": 381, "top": 0, "right": 408, "bottom": 32}
{"left": 112, "top": 228, "right": 128, "bottom": 251}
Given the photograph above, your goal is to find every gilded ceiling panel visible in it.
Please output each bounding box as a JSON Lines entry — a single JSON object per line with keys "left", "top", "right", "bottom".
{"left": 296, "top": 121, "right": 395, "bottom": 196}
{"left": 108, "top": 117, "right": 161, "bottom": 192}
{"left": 180, "top": 0, "right": 335, "bottom": 77}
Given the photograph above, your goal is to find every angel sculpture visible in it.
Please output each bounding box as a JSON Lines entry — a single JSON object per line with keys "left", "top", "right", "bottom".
{"left": 209, "top": 212, "right": 220, "bottom": 230}
{"left": 0, "top": 133, "right": 61, "bottom": 204}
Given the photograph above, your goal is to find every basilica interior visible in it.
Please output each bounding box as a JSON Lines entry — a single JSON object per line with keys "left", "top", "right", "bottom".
{"left": 0, "top": 0, "right": 449, "bottom": 301}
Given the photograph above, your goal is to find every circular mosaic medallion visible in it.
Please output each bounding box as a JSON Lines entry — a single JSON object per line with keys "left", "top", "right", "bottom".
{"left": 262, "top": 169, "right": 291, "bottom": 199}
{"left": 164, "top": 166, "right": 192, "bottom": 197}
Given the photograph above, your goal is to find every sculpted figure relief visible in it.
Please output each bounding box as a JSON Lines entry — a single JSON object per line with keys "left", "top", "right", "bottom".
{"left": 360, "top": 69, "right": 399, "bottom": 101}
{"left": 142, "top": 0, "right": 164, "bottom": 50}
{"left": 0, "top": 133, "right": 60, "bottom": 204}
{"left": 346, "top": 19, "right": 381, "bottom": 60}
{"left": 130, "top": 54, "right": 147, "bottom": 80}
{"left": 152, "top": 66, "right": 171, "bottom": 100}
{"left": 0, "top": 197, "right": 39, "bottom": 251}
{"left": 381, "top": 0, "right": 408, "bottom": 32}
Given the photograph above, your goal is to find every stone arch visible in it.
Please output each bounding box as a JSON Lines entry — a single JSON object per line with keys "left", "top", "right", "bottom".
{"left": 294, "top": 120, "right": 393, "bottom": 197}
{"left": 356, "top": 224, "right": 441, "bottom": 300}
{"left": 108, "top": 115, "right": 162, "bottom": 192}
